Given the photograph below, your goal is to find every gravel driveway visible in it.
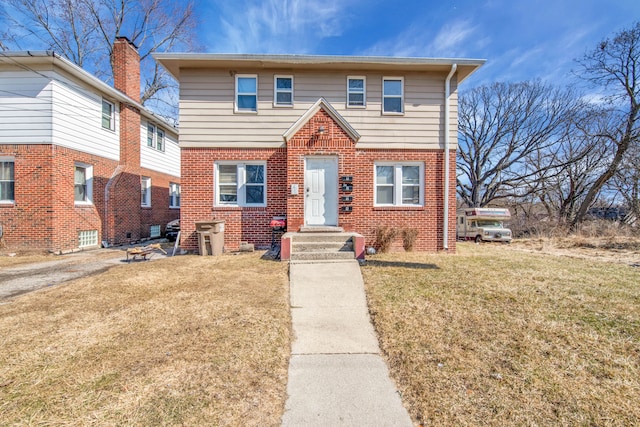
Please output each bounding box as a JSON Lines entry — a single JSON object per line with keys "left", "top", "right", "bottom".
{"left": 0, "top": 245, "right": 170, "bottom": 301}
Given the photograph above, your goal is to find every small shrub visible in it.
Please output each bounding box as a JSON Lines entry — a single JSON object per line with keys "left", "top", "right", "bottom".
{"left": 375, "top": 226, "right": 397, "bottom": 253}
{"left": 401, "top": 228, "right": 419, "bottom": 251}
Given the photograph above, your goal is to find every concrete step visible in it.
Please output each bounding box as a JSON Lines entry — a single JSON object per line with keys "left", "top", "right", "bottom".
{"left": 293, "top": 241, "right": 354, "bottom": 252}
{"left": 292, "top": 233, "right": 356, "bottom": 244}
{"left": 290, "top": 251, "right": 355, "bottom": 261}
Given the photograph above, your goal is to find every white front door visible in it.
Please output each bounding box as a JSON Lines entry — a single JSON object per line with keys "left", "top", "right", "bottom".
{"left": 305, "top": 157, "right": 338, "bottom": 226}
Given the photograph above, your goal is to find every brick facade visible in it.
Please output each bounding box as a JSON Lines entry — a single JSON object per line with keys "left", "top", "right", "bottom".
{"left": 180, "top": 108, "right": 456, "bottom": 253}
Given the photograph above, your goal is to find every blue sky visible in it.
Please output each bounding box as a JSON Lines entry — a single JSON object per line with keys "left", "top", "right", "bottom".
{"left": 195, "top": 0, "right": 640, "bottom": 88}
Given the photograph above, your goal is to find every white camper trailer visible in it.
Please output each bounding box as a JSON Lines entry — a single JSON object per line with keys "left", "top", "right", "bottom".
{"left": 456, "top": 208, "right": 512, "bottom": 243}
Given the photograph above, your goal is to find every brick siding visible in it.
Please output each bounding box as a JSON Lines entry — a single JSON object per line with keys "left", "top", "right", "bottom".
{"left": 180, "top": 108, "right": 456, "bottom": 253}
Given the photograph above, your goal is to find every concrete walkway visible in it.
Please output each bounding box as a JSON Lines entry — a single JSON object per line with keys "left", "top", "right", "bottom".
{"left": 281, "top": 260, "right": 413, "bottom": 426}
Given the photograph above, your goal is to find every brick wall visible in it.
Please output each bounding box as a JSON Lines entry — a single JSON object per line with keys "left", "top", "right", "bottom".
{"left": 180, "top": 108, "right": 457, "bottom": 253}
{"left": 0, "top": 144, "right": 179, "bottom": 252}
{"left": 180, "top": 147, "right": 287, "bottom": 251}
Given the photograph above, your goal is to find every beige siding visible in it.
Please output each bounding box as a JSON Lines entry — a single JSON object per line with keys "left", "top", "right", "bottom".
{"left": 178, "top": 69, "right": 459, "bottom": 149}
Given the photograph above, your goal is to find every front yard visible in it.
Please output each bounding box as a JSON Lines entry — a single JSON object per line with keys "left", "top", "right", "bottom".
{"left": 0, "top": 252, "right": 290, "bottom": 426}
{"left": 1, "top": 242, "right": 638, "bottom": 426}
{"left": 362, "top": 242, "right": 640, "bottom": 426}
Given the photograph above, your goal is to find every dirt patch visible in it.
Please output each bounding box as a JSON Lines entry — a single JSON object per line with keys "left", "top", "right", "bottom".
{"left": 509, "top": 236, "right": 640, "bottom": 266}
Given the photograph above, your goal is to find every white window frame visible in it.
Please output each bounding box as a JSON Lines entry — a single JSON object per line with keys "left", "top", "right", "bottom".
{"left": 147, "top": 123, "right": 156, "bottom": 147}
{"left": 274, "top": 75, "right": 293, "bottom": 107}
{"left": 156, "top": 128, "right": 165, "bottom": 152}
{"left": 347, "top": 76, "right": 366, "bottom": 108}
{"left": 214, "top": 162, "right": 267, "bottom": 207}
{"left": 0, "top": 157, "right": 15, "bottom": 203}
{"left": 382, "top": 76, "right": 404, "bottom": 115}
{"left": 374, "top": 162, "right": 424, "bottom": 207}
{"left": 141, "top": 176, "right": 151, "bottom": 207}
{"left": 102, "top": 99, "right": 115, "bottom": 130}
{"left": 74, "top": 163, "right": 93, "bottom": 205}
{"left": 235, "top": 74, "right": 258, "bottom": 113}
{"left": 169, "top": 182, "right": 180, "bottom": 208}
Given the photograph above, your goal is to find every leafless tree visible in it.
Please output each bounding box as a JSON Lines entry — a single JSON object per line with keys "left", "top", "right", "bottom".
{"left": 1, "top": 0, "right": 197, "bottom": 106}
{"left": 457, "top": 80, "right": 584, "bottom": 207}
{"left": 571, "top": 21, "right": 640, "bottom": 226}
{"left": 611, "top": 142, "right": 640, "bottom": 223}
{"left": 533, "top": 109, "right": 611, "bottom": 224}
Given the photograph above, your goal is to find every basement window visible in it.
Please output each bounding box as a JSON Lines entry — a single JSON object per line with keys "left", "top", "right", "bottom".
{"left": 78, "top": 230, "right": 98, "bottom": 248}
{"left": 150, "top": 225, "right": 161, "bottom": 238}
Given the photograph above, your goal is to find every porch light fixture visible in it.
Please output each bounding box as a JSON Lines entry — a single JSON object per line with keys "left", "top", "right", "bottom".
{"left": 318, "top": 126, "right": 326, "bottom": 135}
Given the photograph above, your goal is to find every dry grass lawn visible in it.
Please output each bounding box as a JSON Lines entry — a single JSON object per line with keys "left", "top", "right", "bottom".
{"left": 0, "top": 252, "right": 290, "bottom": 426}
{"left": 362, "top": 242, "right": 640, "bottom": 426}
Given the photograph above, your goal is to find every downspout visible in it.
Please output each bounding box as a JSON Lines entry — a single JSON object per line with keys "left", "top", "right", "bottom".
{"left": 443, "top": 64, "right": 457, "bottom": 251}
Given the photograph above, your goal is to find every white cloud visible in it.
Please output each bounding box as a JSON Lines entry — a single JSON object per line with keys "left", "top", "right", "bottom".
{"left": 207, "top": 0, "right": 358, "bottom": 53}
{"left": 363, "top": 18, "right": 478, "bottom": 58}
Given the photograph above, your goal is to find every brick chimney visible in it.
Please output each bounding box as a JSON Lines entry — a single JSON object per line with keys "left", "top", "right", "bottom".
{"left": 112, "top": 36, "right": 140, "bottom": 102}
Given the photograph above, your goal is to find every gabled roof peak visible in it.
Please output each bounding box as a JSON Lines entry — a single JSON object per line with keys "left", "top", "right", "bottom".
{"left": 283, "top": 98, "right": 361, "bottom": 143}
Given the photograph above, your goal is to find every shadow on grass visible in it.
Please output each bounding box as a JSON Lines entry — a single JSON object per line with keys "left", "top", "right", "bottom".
{"left": 363, "top": 259, "right": 440, "bottom": 270}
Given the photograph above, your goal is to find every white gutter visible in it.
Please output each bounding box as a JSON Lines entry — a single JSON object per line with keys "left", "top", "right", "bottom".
{"left": 443, "top": 64, "right": 457, "bottom": 251}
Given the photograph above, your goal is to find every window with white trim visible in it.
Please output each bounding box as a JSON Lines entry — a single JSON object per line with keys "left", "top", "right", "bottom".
{"left": 141, "top": 176, "right": 151, "bottom": 207}
{"left": 215, "top": 162, "right": 266, "bottom": 207}
{"left": 374, "top": 163, "right": 423, "bottom": 206}
{"left": 102, "top": 99, "right": 114, "bottom": 130}
{"left": 169, "top": 182, "right": 180, "bottom": 208}
{"left": 347, "top": 76, "right": 366, "bottom": 107}
{"left": 156, "top": 128, "right": 165, "bottom": 151}
{"left": 147, "top": 123, "right": 155, "bottom": 147}
{"left": 274, "top": 75, "right": 293, "bottom": 106}
{"left": 382, "top": 77, "right": 404, "bottom": 114}
{"left": 0, "top": 160, "right": 15, "bottom": 202}
{"left": 78, "top": 230, "right": 98, "bottom": 248}
{"left": 74, "top": 163, "right": 93, "bottom": 204}
{"left": 235, "top": 75, "right": 258, "bottom": 112}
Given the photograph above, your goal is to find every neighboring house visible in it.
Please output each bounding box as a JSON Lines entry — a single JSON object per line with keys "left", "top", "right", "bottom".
{"left": 0, "top": 38, "right": 180, "bottom": 253}
{"left": 154, "top": 53, "right": 483, "bottom": 255}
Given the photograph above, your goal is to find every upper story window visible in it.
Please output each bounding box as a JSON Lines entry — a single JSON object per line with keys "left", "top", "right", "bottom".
{"left": 374, "top": 162, "right": 423, "bottom": 206}
{"left": 101, "top": 99, "right": 114, "bottom": 130}
{"left": 347, "top": 76, "right": 366, "bottom": 107}
{"left": 157, "top": 129, "right": 165, "bottom": 151}
{"left": 146, "top": 124, "right": 165, "bottom": 152}
{"left": 169, "top": 182, "right": 180, "bottom": 208}
{"left": 0, "top": 160, "right": 15, "bottom": 203}
{"left": 274, "top": 75, "right": 293, "bottom": 106}
{"left": 382, "top": 77, "right": 404, "bottom": 114}
{"left": 74, "top": 163, "right": 93, "bottom": 205}
{"left": 141, "top": 176, "right": 151, "bottom": 207}
{"left": 236, "top": 75, "right": 258, "bottom": 112}
{"left": 147, "top": 124, "right": 156, "bottom": 147}
{"left": 215, "top": 162, "right": 266, "bottom": 207}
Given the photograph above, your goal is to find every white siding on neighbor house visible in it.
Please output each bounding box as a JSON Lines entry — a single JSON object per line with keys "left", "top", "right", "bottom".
{"left": 140, "top": 119, "right": 180, "bottom": 177}
{"left": 178, "top": 69, "right": 458, "bottom": 149}
{"left": 51, "top": 68, "right": 120, "bottom": 161}
{"left": 0, "top": 69, "right": 54, "bottom": 144}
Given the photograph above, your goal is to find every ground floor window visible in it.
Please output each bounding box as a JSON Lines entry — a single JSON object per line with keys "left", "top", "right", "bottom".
{"left": 374, "top": 162, "right": 424, "bottom": 206}
{"left": 169, "top": 182, "right": 180, "bottom": 208}
{"left": 215, "top": 162, "right": 266, "bottom": 207}
{"left": 0, "top": 160, "right": 15, "bottom": 202}
{"left": 141, "top": 176, "right": 151, "bottom": 207}
{"left": 74, "top": 163, "right": 93, "bottom": 204}
{"left": 78, "top": 230, "right": 98, "bottom": 248}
